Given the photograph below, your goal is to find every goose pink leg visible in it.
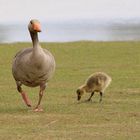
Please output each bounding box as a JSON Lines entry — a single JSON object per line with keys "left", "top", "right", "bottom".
{"left": 17, "top": 85, "right": 32, "bottom": 107}
{"left": 34, "top": 84, "right": 46, "bottom": 112}
{"left": 21, "top": 92, "right": 32, "bottom": 107}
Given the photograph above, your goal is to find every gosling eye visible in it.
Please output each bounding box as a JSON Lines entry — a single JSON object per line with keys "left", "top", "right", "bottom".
{"left": 76, "top": 90, "right": 80, "bottom": 95}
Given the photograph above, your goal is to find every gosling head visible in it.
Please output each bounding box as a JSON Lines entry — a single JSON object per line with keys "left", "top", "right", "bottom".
{"left": 28, "top": 19, "right": 41, "bottom": 33}
{"left": 76, "top": 89, "right": 84, "bottom": 101}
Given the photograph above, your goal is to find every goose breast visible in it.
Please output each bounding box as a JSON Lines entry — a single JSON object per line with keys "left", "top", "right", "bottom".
{"left": 12, "top": 47, "right": 55, "bottom": 87}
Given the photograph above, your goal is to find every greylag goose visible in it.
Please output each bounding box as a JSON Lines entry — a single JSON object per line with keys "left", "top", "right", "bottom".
{"left": 12, "top": 19, "right": 55, "bottom": 112}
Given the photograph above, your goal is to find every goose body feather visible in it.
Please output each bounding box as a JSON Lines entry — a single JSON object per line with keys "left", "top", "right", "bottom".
{"left": 12, "top": 47, "right": 55, "bottom": 87}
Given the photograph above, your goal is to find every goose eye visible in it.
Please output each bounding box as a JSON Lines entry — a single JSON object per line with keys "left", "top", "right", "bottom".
{"left": 30, "top": 21, "right": 33, "bottom": 24}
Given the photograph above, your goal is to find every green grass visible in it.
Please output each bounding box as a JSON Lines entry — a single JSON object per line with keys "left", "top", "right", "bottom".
{"left": 0, "top": 41, "right": 140, "bottom": 140}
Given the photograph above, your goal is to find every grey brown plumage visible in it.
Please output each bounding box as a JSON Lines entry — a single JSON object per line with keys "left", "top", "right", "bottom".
{"left": 12, "top": 19, "right": 55, "bottom": 111}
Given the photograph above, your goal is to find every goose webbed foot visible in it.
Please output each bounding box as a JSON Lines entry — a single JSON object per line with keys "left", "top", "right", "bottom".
{"left": 34, "top": 106, "right": 43, "bottom": 112}
{"left": 27, "top": 104, "right": 32, "bottom": 107}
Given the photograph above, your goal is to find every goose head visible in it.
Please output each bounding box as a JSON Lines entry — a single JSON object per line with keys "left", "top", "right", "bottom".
{"left": 28, "top": 19, "right": 41, "bottom": 33}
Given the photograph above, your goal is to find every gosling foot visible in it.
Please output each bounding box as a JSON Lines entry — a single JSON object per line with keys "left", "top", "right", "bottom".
{"left": 86, "top": 98, "right": 92, "bottom": 102}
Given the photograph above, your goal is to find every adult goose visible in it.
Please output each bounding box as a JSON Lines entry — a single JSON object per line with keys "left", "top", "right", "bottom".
{"left": 12, "top": 19, "right": 55, "bottom": 112}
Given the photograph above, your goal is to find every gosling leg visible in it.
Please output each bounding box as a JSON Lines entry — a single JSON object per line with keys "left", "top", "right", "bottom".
{"left": 99, "top": 92, "right": 103, "bottom": 102}
{"left": 87, "top": 92, "right": 94, "bottom": 101}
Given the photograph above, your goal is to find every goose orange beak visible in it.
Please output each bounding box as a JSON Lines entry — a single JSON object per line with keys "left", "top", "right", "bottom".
{"left": 33, "top": 23, "right": 41, "bottom": 32}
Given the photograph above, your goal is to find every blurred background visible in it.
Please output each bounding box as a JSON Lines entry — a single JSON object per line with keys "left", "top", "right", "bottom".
{"left": 0, "top": 0, "right": 140, "bottom": 43}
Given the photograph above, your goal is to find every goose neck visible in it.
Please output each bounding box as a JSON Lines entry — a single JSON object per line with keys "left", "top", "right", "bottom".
{"left": 30, "top": 32, "right": 39, "bottom": 47}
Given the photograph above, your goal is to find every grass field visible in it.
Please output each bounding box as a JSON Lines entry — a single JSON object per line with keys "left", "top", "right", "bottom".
{"left": 0, "top": 41, "right": 140, "bottom": 140}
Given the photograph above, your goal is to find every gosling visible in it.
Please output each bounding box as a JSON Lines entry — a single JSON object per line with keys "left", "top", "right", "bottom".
{"left": 76, "top": 72, "right": 112, "bottom": 102}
